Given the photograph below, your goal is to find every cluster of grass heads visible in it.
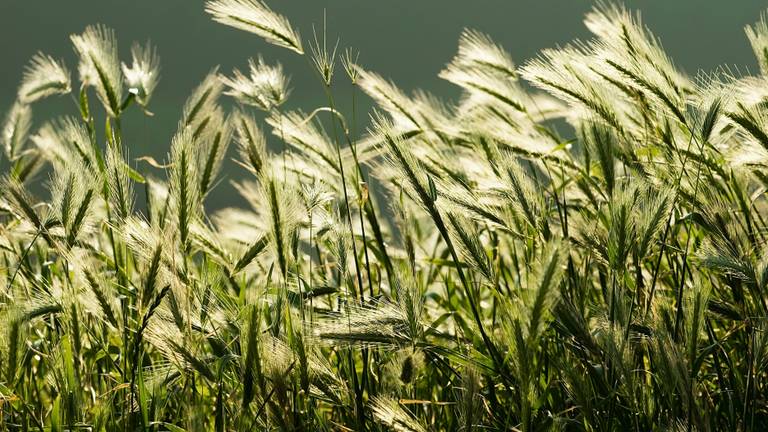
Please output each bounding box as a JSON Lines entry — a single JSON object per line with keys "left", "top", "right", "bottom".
{"left": 3, "top": 1, "right": 768, "bottom": 430}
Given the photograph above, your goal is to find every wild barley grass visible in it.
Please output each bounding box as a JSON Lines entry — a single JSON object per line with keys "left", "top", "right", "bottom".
{"left": 2, "top": 1, "right": 768, "bottom": 430}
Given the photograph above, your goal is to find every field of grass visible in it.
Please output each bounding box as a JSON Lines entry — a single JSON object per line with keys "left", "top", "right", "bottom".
{"left": 2, "top": 1, "right": 768, "bottom": 430}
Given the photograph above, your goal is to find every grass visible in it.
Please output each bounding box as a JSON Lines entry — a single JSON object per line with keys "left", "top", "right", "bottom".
{"left": 1, "top": 1, "right": 768, "bottom": 430}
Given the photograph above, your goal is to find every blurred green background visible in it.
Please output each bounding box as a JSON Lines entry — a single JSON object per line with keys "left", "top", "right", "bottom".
{"left": 1, "top": 0, "right": 766, "bottom": 208}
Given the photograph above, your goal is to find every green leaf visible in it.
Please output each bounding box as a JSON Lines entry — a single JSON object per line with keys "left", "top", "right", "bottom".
{"left": 427, "top": 174, "right": 438, "bottom": 203}
{"left": 138, "top": 361, "right": 150, "bottom": 428}
{"left": 79, "top": 87, "right": 91, "bottom": 121}
{"left": 51, "top": 394, "right": 62, "bottom": 432}
{"left": 150, "top": 422, "right": 187, "bottom": 432}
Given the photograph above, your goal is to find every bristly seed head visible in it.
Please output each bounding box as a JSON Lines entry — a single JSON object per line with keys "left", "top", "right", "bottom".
{"left": 122, "top": 41, "right": 161, "bottom": 109}
{"left": 18, "top": 53, "right": 71, "bottom": 104}
{"left": 342, "top": 48, "right": 360, "bottom": 84}
{"left": 310, "top": 14, "right": 339, "bottom": 87}
{"left": 204, "top": 0, "right": 304, "bottom": 54}
{"left": 70, "top": 24, "right": 124, "bottom": 117}
{"left": 221, "top": 56, "right": 289, "bottom": 111}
